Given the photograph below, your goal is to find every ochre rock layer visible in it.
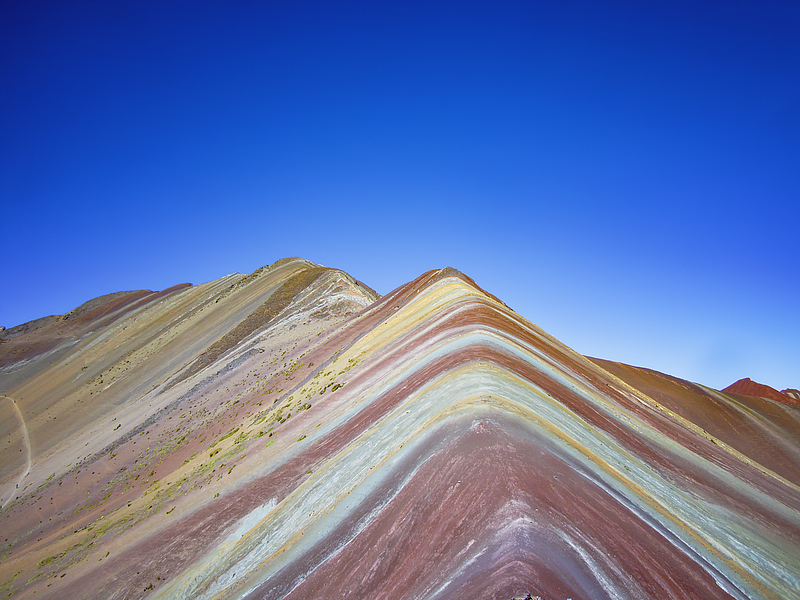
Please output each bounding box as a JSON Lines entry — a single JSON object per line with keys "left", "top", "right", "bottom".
{"left": 1, "top": 259, "right": 798, "bottom": 600}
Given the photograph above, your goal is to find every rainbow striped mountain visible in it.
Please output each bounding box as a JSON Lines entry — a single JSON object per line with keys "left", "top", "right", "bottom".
{"left": 1, "top": 258, "right": 799, "bottom": 600}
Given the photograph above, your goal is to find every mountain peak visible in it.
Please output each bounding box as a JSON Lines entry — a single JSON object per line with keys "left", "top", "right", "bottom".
{"left": 722, "top": 377, "right": 800, "bottom": 407}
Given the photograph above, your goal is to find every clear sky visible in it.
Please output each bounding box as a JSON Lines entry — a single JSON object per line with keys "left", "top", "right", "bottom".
{"left": 2, "top": 0, "right": 798, "bottom": 391}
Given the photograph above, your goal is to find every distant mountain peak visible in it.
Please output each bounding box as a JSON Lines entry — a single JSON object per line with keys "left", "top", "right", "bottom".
{"left": 722, "top": 377, "right": 800, "bottom": 406}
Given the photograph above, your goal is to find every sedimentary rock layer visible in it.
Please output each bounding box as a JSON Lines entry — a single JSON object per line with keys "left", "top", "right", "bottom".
{"left": 0, "top": 260, "right": 797, "bottom": 600}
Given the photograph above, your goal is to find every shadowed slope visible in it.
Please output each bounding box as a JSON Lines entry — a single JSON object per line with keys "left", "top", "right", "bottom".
{"left": 0, "top": 264, "right": 797, "bottom": 600}
{"left": 169, "top": 267, "right": 328, "bottom": 388}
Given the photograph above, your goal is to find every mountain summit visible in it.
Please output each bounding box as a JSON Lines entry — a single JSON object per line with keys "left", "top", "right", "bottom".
{"left": 722, "top": 377, "right": 800, "bottom": 407}
{"left": 1, "top": 259, "right": 798, "bottom": 600}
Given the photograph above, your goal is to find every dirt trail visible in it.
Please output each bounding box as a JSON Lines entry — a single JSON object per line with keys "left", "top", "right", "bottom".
{"left": 1, "top": 394, "right": 31, "bottom": 509}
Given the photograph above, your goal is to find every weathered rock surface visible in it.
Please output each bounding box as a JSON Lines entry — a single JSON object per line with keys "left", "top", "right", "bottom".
{"left": 1, "top": 260, "right": 798, "bottom": 600}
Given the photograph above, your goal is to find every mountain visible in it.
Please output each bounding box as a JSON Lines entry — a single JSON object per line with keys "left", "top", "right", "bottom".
{"left": 722, "top": 377, "right": 800, "bottom": 407}
{"left": 1, "top": 259, "right": 798, "bottom": 600}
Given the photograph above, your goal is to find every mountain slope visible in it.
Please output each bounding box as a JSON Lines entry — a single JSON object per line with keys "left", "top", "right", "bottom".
{"left": 1, "top": 262, "right": 798, "bottom": 600}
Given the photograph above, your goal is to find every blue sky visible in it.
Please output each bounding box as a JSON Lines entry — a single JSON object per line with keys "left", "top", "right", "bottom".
{"left": 2, "top": 0, "right": 798, "bottom": 390}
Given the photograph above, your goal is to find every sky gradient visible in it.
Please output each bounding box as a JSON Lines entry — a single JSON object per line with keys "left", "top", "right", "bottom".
{"left": 2, "top": 0, "right": 798, "bottom": 390}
